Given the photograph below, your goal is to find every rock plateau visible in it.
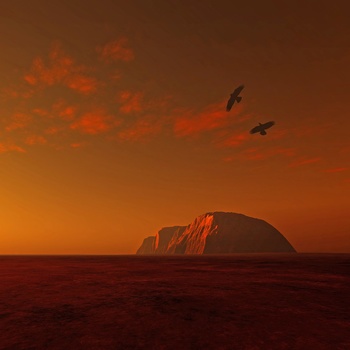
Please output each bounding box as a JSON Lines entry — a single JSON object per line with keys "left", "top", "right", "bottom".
{"left": 136, "top": 212, "right": 296, "bottom": 254}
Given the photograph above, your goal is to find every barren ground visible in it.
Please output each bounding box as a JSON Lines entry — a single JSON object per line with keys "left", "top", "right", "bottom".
{"left": 0, "top": 254, "right": 349, "bottom": 349}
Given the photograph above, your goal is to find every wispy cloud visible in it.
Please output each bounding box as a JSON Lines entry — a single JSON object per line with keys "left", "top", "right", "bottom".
{"left": 118, "top": 116, "right": 163, "bottom": 142}
{"left": 25, "top": 135, "right": 47, "bottom": 145}
{"left": 24, "top": 42, "right": 98, "bottom": 95}
{"left": 291, "top": 120, "right": 334, "bottom": 139}
{"left": 223, "top": 147, "right": 297, "bottom": 163}
{"left": 219, "top": 132, "right": 249, "bottom": 147}
{"left": 5, "top": 113, "right": 32, "bottom": 131}
{"left": 70, "top": 142, "right": 86, "bottom": 149}
{"left": 1, "top": 39, "right": 139, "bottom": 152}
{"left": 70, "top": 109, "right": 120, "bottom": 135}
{"left": 52, "top": 100, "right": 77, "bottom": 121}
{"left": 0, "top": 142, "right": 26, "bottom": 153}
{"left": 44, "top": 126, "right": 64, "bottom": 135}
{"left": 174, "top": 101, "right": 244, "bottom": 137}
{"left": 65, "top": 75, "right": 98, "bottom": 95}
{"left": 97, "top": 38, "right": 134, "bottom": 62}
{"left": 288, "top": 157, "right": 322, "bottom": 168}
{"left": 32, "top": 108, "right": 49, "bottom": 118}
{"left": 323, "top": 167, "right": 348, "bottom": 173}
{"left": 118, "top": 91, "right": 143, "bottom": 114}
{"left": 1, "top": 86, "right": 34, "bottom": 100}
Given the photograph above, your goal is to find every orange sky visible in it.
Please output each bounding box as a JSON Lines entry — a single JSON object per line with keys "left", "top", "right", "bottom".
{"left": 1, "top": 1, "right": 349, "bottom": 254}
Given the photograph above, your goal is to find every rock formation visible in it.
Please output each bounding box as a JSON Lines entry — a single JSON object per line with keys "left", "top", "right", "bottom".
{"left": 153, "top": 226, "right": 186, "bottom": 254}
{"left": 136, "top": 236, "right": 156, "bottom": 254}
{"left": 136, "top": 212, "right": 296, "bottom": 254}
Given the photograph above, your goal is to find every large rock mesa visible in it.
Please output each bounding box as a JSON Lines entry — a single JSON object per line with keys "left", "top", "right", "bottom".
{"left": 136, "top": 212, "right": 296, "bottom": 254}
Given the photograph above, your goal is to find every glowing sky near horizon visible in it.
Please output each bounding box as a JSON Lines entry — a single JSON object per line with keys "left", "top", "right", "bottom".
{"left": 1, "top": 0, "right": 349, "bottom": 254}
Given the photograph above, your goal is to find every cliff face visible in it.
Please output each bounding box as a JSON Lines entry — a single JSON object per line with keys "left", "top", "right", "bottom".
{"left": 136, "top": 236, "right": 156, "bottom": 254}
{"left": 136, "top": 212, "right": 296, "bottom": 254}
{"left": 153, "top": 226, "right": 186, "bottom": 254}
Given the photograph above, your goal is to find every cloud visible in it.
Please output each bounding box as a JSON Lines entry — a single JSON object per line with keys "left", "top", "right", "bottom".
{"left": 219, "top": 132, "right": 249, "bottom": 147}
{"left": 70, "top": 142, "right": 86, "bottom": 149}
{"left": 114, "top": 93, "right": 173, "bottom": 141}
{"left": 223, "top": 147, "right": 297, "bottom": 163}
{"left": 247, "top": 147, "right": 296, "bottom": 161}
{"left": 70, "top": 109, "right": 120, "bottom": 135}
{"left": 5, "top": 113, "right": 32, "bottom": 131}
{"left": 44, "top": 126, "right": 63, "bottom": 135}
{"left": 52, "top": 100, "right": 77, "bottom": 121}
{"left": 174, "top": 101, "right": 244, "bottom": 137}
{"left": 59, "top": 106, "right": 76, "bottom": 121}
{"left": 0, "top": 142, "right": 26, "bottom": 153}
{"left": 118, "top": 91, "right": 143, "bottom": 114}
{"left": 25, "top": 135, "right": 47, "bottom": 145}
{"left": 24, "top": 42, "right": 98, "bottom": 95}
{"left": 323, "top": 167, "right": 348, "bottom": 173}
{"left": 65, "top": 75, "right": 98, "bottom": 95}
{"left": 32, "top": 108, "right": 49, "bottom": 117}
{"left": 97, "top": 38, "right": 134, "bottom": 62}
{"left": 291, "top": 120, "right": 334, "bottom": 139}
{"left": 1, "top": 86, "right": 34, "bottom": 100}
{"left": 118, "top": 116, "right": 163, "bottom": 142}
{"left": 288, "top": 157, "right": 322, "bottom": 168}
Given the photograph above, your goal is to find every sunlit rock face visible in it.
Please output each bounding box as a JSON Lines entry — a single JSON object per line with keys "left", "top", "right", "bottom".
{"left": 153, "top": 226, "right": 186, "bottom": 254}
{"left": 136, "top": 212, "right": 296, "bottom": 254}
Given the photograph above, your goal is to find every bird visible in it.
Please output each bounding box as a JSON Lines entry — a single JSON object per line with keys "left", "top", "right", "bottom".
{"left": 250, "top": 121, "right": 275, "bottom": 135}
{"left": 226, "top": 85, "right": 244, "bottom": 112}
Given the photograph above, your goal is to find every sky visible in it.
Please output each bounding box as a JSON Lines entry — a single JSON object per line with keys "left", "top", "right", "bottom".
{"left": 1, "top": 0, "right": 349, "bottom": 254}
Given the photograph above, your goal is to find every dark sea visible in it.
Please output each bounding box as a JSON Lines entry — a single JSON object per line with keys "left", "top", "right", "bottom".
{"left": 0, "top": 254, "right": 349, "bottom": 349}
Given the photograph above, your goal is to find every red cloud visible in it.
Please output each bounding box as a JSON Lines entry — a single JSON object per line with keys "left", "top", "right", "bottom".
{"left": 118, "top": 117, "right": 162, "bottom": 142}
{"left": 289, "top": 157, "right": 322, "bottom": 168}
{"left": 248, "top": 147, "right": 296, "bottom": 161}
{"left": 52, "top": 100, "right": 77, "bottom": 121}
{"left": 0, "top": 142, "right": 26, "bottom": 153}
{"left": 70, "top": 109, "right": 119, "bottom": 135}
{"left": 323, "top": 167, "right": 348, "bottom": 173}
{"left": 220, "top": 132, "right": 249, "bottom": 147}
{"left": 118, "top": 91, "right": 143, "bottom": 114}
{"left": 241, "top": 147, "right": 267, "bottom": 161}
{"left": 70, "top": 142, "right": 86, "bottom": 149}
{"left": 25, "top": 135, "right": 47, "bottom": 145}
{"left": 59, "top": 106, "right": 76, "bottom": 121}
{"left": 174, "top": 101, "right": 244, "bottom": 137}
{"left": 33, "top": 108, "right": 49, "bottom": 117}
{"left": 24, "top": 42, "right": 98, "bottom": 95}
{"left": 44, "top": 126, "right": 63, "bottom": 135}
{"left": 1, "top": 86, "right": 34, "bottom": 100}
{"left": 97, "top": 38, "right": 134, "bottom": 62}
{"left": 65, "top": 75, "right": 98, "bottom": 95}
{"left": 224, "top": 147, "right": 297, "bottom": 163}
{"left": 5, "top": 113, "right": 32, "bottom": 131}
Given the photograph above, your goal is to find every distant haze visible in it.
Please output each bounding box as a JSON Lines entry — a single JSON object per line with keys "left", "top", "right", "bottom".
{"left": 0, "top": 1, "right": 349, "bottom": 254}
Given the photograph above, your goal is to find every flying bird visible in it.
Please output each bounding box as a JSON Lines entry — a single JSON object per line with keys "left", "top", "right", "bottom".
{"left": 226, "top": 85, "right": 244, "bottom": 112}
{"left": 250, "top": 121, "right": 275, "bottom": 135}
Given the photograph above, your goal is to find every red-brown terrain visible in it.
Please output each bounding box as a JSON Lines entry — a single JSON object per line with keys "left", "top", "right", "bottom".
{"left": 0, "top": 254, "right": 349, "bottom": 349}
{"left": 137, "top": 212, "right": 296, "bottom": 255}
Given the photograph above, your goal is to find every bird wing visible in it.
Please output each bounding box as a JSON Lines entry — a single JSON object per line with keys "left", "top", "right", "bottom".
{"left": 226, "top": 96, "right": 234, "bottom": 111}
{"left": 250, "top": 125, "right": 262, "bottom": 134}
{"left": 233, "top": 85, "right": 244, "bottom": 96}
{"left": 262, "top": 121, "right": 275, "bottom": 130}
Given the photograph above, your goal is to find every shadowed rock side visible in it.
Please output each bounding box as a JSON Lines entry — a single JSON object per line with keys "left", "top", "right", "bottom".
{"left": 136, "top": 236, "right": 155, "bottom": 254}
{"left": 136, "top": 212, "right": 296, "bottom": 254}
